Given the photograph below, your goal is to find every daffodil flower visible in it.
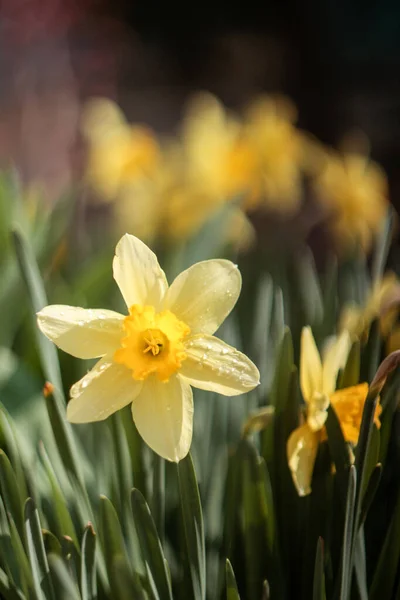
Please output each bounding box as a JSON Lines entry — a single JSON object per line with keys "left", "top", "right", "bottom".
{"left": 82, "top": 98, "right": 160, "bottom": 202}
{"left": 37, "top": 234, "right": 260, "bottom": 461}
{"left": 339, "top": 273, "right": 400, "bottom": 353}
{"left": 312, "top": 151, "right": 388, "bottom": 252}
{"left": 287, "top": 326, "right": 351, "bottom": 496}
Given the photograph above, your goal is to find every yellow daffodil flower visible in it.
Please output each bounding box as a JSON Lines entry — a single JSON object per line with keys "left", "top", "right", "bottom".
{"left": 182, "top": 93, "right": 258, "bottom": 203}
{"left": 287, "top": 326, "right": 351, "bottom": 496}
{"left": 288, "top": 328, "right": 382, "bottom": 496}
{"left": 243, "top": 95, "right": 305, "bottom": 214}
{"left": 82, "top": 98, "right": 160, "bottom": 202}
{"left": 313, "top": 151, "right": 388, "bottom": 252}
{"left": 37, "top": 234, "right": 260, "bottom": 461}
{"left": 115, "top": 139, "right": 254, "bottom": 249}
{"left": 340, "top": 273, "right": 400, "bottom": 340}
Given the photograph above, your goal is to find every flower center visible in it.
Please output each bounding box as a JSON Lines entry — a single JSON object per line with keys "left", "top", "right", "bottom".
{"left": 114, "top": 304, "right": 190, "bottom": 382}
{"left": 143, "top": 330, "right": 164, "bottom": 356}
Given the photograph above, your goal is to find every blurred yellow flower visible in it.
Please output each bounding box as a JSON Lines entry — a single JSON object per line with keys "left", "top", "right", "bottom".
{"left": 340, "top": 273, "right": 400, "bottom": 355}
{"left": 340, "top": 273, "right": 400, "bottom": 340}
{"left": 82, "top": 98, "right": 160, "bottom": 201}
{"left": 244, "top": 95, "right": 305, "bottom": 214}
{"left": 181, "top": 93, "right": 258, "bottom": 203}
{"left": 287, "top": 326, "right": 351, "bottom": 496}
{"left": 115, "top": 137, "right": 254, "bottom": 249}
{"left": 37, "top": 234, "right": 260, "bottom": 461}
{"left": 313, "top": 151, "right": 388, "bottom": 252}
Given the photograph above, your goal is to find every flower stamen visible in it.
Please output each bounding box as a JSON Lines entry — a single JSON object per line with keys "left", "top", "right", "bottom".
{"left": 143, "top": 330, "right": 164, "bottom": 356}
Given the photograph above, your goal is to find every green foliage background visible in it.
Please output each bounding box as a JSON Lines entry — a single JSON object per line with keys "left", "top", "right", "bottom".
{"left": 0, "top": 173, "right": 400, "bottom": 599}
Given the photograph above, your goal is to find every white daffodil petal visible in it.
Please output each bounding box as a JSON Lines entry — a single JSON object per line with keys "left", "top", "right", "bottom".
{"left": 179, "top": 334, "right": 260, "bottom": 396}
{"left": 113, "top": 234, "right": 168, "bottom": 310}
{"left": 300, "top": 327, "right": 322, "bottom": 402}
{"left": 322, "top": 330, "right": 351, "bottom": 395}
{"left": 163, "top": 259, "right": 241, "bottom": 335}
{"left": 37, "top": 305, "right": 124, "bottom": 359}
{"left": 67, "top": 357, "right": 141, "bottom": 422}
{"left": 287, "top": 423, "right": 319, "bottom": 497}
{"left": 131, "top": 374, "right": 193, "bottom": 462}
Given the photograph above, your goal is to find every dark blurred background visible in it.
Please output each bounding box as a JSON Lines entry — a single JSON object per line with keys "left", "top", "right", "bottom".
{"left": 1, "top": 0, "right": 400, "bottom": 205}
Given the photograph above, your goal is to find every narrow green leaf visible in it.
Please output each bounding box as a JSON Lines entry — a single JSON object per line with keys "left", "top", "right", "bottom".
{"left": 24, "top": 498, "right": 55, "bottom": 600}
{"left": 339, "top": 466, "right": 356, "bottom": 600}
{"left": 12, "top": 228, "right": 63, "bottom": 402}
{"left": 225, "top": 559, "right": 240, "bottom": 600}
{"left": 0, "top": 406, "right": 28, "bottom": 501}
{"left": 340, "top": 341, "right": 360, "bottom": 389}
{"left": 39, "top": 443, "right": 78, "bottom": 545}
{"left": 47, "top": 554, "right": 81, "bottom": 600}
{"left": 369, "top": 486, "right": 400, "bottom": 600}
{"left": 313, "top": 538, "right": 326, "bottom": 600}
{"left": 7, "top": 513, "right": 33, "bottom": 595}
{"left": 80, "top": 523, "right": 97, "bottom": 600}
{"left": 13, "top": 229, "right": 84, "bottom": 490}
{"left": 61, "top": 536, "right": 80, "bottom": 583}
{"left": 110, "top": 555, "right": 147, "bottom": 600}
{"left": 240, "top": 439, "right": 270, "bottom": 600}
{"left": 0, "top": 450, "right": 24, "bottom": 536}
{"left": 99, "top": 495, "right": 130, "bottom": 591}
{"left": 365, "top": 320, "right": 381, "bottom": 384}
{"left": 150, "top": 454, "right": 165, "bottom": 547}
{"left": 359, "top": 464, "right": 382, "bottom": 527}
{"left": 371, "top": 207, "right": 393, "bottom": 285}
{"left": 42, "top": 531, "right": 62, "bottom": 557}
{"left": 0, "top": 566, "right": 25, "bottom": 600}
{"left": 120, "top": 408, "right": 146, "bottom": 496}
{"left": 271, "top": 327, "right": 294, "bottom": 414}
{"left": 131, "top": 488, "right": 172, "bottom": 600}
{"left": 177, "top": 453, "right": 206, "bottom": 600}
{"left": 353, "top": 388, "right": 381, "bottom": 540}
{"left": 109, "top": 411, "right": 133, "bottom": 514}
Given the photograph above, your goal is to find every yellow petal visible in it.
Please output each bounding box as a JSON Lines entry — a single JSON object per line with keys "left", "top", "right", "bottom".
{"left": 37, "top": 305, "right": 124, "bottom": 359}
{"left": 287, "top": 423, "right": 319, "bottom": 496}
{"left": 180, "top": 334, "right": 260, "bottom": 396}
{"left": 113, "top": 234, "right": 168, "bottom": 310}
{"left": 322, "top": 330, "right": 351, "bottom": 395}
{"left": 163, "top": 260, "right": 241, "bottom": 335}
{"left": 131, "top": 374, "right": 193, "bottom": 462}
{"left": 67, "top": 357, "right": 141, "bottom": 422}
{"left": 300, "top": 327, "right": 322, "bottom": 402}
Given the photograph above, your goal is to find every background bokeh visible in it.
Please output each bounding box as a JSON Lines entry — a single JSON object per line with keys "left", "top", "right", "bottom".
{"left": 1, "top": 0, "right": 400, "bottom": 206}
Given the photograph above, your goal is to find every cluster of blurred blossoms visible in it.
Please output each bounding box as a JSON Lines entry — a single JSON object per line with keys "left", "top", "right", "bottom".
{"left": 82, "top": 93, "right": 389, "bottom": 254}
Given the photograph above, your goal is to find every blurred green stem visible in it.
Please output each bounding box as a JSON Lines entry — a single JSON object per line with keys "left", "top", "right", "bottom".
{"left": 151, "top": 454, "right": 165, "bottom": 546}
